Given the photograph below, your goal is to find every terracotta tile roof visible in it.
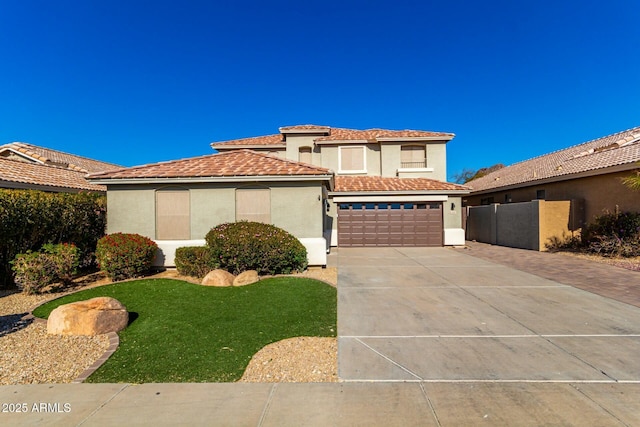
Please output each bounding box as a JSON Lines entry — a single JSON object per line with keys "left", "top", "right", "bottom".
{"left": 315, "top": 127, "right": 454, "bottom": 142}
{"left": 87, "top": 150, "right": 332, "bottom": 180}
{"left": 467, "top": 126, "right": 640, "bottom": 193}
{"left": 334, "top": 176, "right": 469, "bottom": 192}
{"left": 211, "top": 134, "right": 285, "bottom": 148}
{"left": 279, "top": 124, "right": 331, "bottom": 132}
{"left": 0, "top": 158, "right": 106, "bottom": 192}
{"left": 211, "top": 125, "right": 454, "bottom": 148}
{"left": 0, "top": 142, "right": 120, "bottom": 173}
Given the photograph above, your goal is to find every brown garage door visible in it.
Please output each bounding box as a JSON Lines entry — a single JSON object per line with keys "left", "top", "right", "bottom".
{"left": 338, "top": 202, "right": 443, "bottom": 247}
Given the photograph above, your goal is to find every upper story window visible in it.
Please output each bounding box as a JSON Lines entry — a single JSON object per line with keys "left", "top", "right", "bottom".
{"left": 298, "top": 146, "right": 312, "bottom": 164}
{"left": 339, "top": 146, "right": 366, "bottom": 173}
{"left": 400, "top": 145, "right": 426, "bottom": 168}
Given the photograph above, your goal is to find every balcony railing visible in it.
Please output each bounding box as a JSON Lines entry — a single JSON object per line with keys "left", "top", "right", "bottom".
{"left": 400, "top": 160, "right": 427, "bottom": 168}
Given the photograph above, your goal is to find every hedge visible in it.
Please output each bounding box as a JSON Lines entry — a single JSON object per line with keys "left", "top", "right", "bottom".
{"left": 0, "top": 189, "right": 106, "bottom": 288}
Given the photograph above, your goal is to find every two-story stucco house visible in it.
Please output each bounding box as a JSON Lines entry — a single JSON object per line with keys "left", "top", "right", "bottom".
{"left": 88, "top": 125, "right": 469, "bottom": 266}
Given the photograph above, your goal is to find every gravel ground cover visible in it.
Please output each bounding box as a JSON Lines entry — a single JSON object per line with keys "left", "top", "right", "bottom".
{"left": 0, "top": 267, "right": 338, "bottom": 385}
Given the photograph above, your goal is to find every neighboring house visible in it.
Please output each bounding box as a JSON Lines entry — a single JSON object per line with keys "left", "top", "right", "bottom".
{"left": 87, "top": 125, "right": 469, "bottom": 266}
{"left": 465, "top": 126, "right": 640, "bottom": 223}
{"left": 0, "top": 142, "right": 120, "bottom": 193}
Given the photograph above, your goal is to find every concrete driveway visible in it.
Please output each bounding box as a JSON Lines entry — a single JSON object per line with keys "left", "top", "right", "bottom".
{"left": 338, "top": 247, "right": 640, "bottom": 382}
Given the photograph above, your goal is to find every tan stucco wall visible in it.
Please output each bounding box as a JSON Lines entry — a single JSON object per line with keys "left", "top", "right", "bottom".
{"left": 380, "top": 144, "right": 398, "bottom": 177}
{"left": 366, "top": 145, "right": 381, "bottom": 176}
{"left": 190, "top": 185, "right": 236, "bottom": 238}
{"left": 539, "top": 201, "right": 576, "bottom": 247}
{"left": 466, "top": 171, "right": 640, "bottom": 224}
{"left": 443, "top": 196, "right": 463, "bottom": 229}
{"left": 271, "top": 183, "right": 324, "bottom": 238}
{"left": 426, "top": 143, "right": 447, "bottom": 181}
{"left": 105, "top": 181, "right": 325, "bottom": 241}
{"left": 284, "top": 135, "right": 318, "bottom": 163}
{"left": 320, "top": 145, "right": 339, "bottom": 171}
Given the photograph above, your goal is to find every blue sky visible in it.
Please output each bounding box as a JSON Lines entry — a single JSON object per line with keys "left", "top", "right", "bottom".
{"left": 1, "top": 1, "right": 639, "bottom": 181}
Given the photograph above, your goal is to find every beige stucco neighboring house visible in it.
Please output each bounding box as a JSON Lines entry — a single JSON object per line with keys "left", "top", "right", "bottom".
{"left": 0, "top": 142, "right": 119, "bottom": 193}
{"left": 88, "top": 125, "right": 470, "bottom": 267}
{"left": 464, "top": 125, "right": 640, "bottom": 223}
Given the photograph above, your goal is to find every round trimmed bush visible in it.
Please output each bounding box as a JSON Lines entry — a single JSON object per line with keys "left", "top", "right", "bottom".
{"left": 175, "top": 246, "right": 218, "bottom": 278}
{"left": 205, "top": 222, "right": 307, "bottom": 275}
{"left": 96, "top": 233, "right": 157, "bottom": 281}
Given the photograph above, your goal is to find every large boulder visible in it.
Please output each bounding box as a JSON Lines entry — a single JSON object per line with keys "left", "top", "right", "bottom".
{"left": 233, "top": 270, "right": 259, "bottom": 287}
{"left": 201, "top": 269, "right": 234, "bottom": 287}
{"left": 47, "top": 297, "right": 128, "bottom": 336}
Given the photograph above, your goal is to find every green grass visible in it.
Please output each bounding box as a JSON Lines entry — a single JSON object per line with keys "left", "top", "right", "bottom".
{"left": 33, "top": 277, "right": 336, "bottom": 383}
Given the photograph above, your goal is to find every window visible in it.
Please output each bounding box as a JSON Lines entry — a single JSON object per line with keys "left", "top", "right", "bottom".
{"left": 236, "top": 188, "right": 270, "bottom": 223}
{"left": 298, "top": 146, "right": 312, "bottom": 163}
{"left": 156, "top": 190, "right": 190, "bottom": 240}
{"left": 400, "top": 145, "right": 426, "bottom": 168}
{"left": 536, "top": 189, "right": 546, "bottom": 200}
{"left": 339, "top": 146, "right": 366, "bottom": 172}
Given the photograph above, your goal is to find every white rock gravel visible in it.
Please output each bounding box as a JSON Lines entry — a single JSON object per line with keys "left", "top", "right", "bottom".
{"left": 240, "top": 337, "right": 338, "bottom": 383}
{"left": 0, "top": 290, "right": 110, "bottom": 385}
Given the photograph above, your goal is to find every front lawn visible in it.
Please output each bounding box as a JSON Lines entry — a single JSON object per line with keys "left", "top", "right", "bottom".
{"left": 33, "top": 277, "right": 336, "bottom": 383}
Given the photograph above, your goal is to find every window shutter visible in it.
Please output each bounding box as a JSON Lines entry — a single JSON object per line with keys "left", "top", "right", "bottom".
{"left": 156, "top": 190, "right": 190, "bottom": 240}
{"left": 401, "top": 146, "right": 426, "bottom": 167}
{"left": 340, "top": 146, "right": 364, "bottom": 171}
{"left": 299, "top": 147, "right": 312, "bottom": 164}
{"left": 236, "top": 189, "right": 271, "bottom": 223}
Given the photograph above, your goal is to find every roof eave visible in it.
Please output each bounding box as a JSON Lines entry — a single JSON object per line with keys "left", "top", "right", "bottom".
{"left": 88, "top": 174, "right": 333, "bottom": 186}
{"left": 279, "top": 126, "right": 330, "bottom": 134}
{"left": 329, "top": 189, "right": 470, "bottom": 196}
{"left": 211, "top": 144, "right": 286, "bottom": 150}
{"left": 314, "top": 139, "right": 372, "bottom": 145}
{"left": 376, "top": 136, "right": 455, "bottom": 143}
{"left": 0, "top": 179, "right": 105, "bottom": 193}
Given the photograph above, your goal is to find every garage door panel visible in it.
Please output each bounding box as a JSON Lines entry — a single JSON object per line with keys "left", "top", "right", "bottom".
{"left": 338, "top": 202, "right": 443, "bottom": 247}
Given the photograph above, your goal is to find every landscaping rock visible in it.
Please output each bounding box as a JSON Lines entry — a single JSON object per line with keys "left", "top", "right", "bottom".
{"left": 233, "top": 270, "right": 259, "bottom": 286}
{"left": 202, "top": 269, "right": 234, "bottom": 287}
{"left": 47, "top": 297, "right": 128, "bottom": 336}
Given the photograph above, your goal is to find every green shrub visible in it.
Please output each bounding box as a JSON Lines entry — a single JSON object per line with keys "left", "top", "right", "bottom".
{"left": 0, "top": 190, "right": 106, "bottom": 288}
{"left": 96, "top": 233, "right": 157, "bottom": 281}
{"left": 175, "top": 246, "right": 218, "bottom": 278}
{"left": 11, "top": 252, "right": 57, "bottom": 294}
{"left": 582, "top": 212, "right": 640, "bottom": 257}
{"left": 41, "top": 243, "right": 80, "bottom": 282}
{"left": 205, "top": 222, "right": 307, "bottom": 275}
{"left": 11, "top": 243, "right": 80, "bottom": 294}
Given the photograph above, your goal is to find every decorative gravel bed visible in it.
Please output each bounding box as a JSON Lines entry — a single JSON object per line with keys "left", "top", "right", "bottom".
{"left": 0, "top": 290, "right": 110, "bottom": 385}
{"left": 0, "top": 266, "right": 339, "bottom": 385}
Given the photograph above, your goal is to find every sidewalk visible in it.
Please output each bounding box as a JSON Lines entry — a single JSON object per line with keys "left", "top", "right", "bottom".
{"left": 459, "top": 241, "right": 640, "bottom": 308}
